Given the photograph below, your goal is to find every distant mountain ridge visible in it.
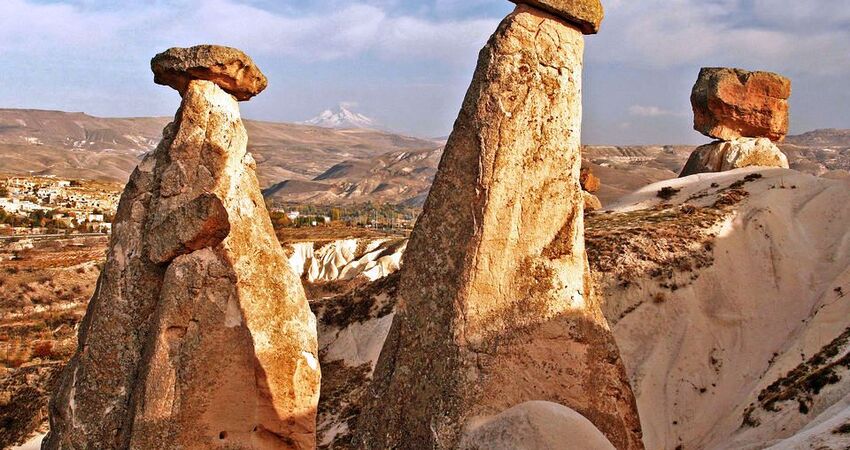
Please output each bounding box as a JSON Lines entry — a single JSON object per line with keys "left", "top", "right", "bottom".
{"left": 301, "top": 104, "right": 378, "bottom": 130}
{"left": 264, "top": 148, "right": 442, "bottom": 207}
{"left": 0, "top": 108, "right": 437, "bottom": 190}
{"left": 784, "top": 128, "right": 850, "bottom": 148}
{"left": 0, "top": 108, "right": 846, "bottom": 207}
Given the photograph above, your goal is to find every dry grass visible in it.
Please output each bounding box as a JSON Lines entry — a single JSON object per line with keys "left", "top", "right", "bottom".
{"left": 0, "top": 236, "right": 107, "bottom": 447}
{"left": 0, "top": 237, "right": 104, "bottom": 368}
{"left": 586, "top": 204, "right": 724, "bottom": 288}
{"left": 743, "top": 327, "right": 850, "bottom": 427}
{"left": 586, "top": 177, "right": 756, "bottom": 290}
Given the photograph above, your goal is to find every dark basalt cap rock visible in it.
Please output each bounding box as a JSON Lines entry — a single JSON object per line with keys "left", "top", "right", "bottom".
{"left": 509, "top": 0, "right": 604, "bottom": 34}
{"left": 151, "top": 45, "right": 268, "bottom": 101}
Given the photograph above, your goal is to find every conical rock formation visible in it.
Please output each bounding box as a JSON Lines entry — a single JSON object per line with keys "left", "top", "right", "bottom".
{"left": 45, "top": 47, "right": 319, "bottom": 449}
{"left": 355, "top": 5, "right": 642, "bottom": 449}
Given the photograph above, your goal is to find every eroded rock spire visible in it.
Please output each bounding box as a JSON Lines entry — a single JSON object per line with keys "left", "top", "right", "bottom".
{"left": 45, "top": 45, "right": 320, "bottom": 449}
{"left": 355, "top": 3, "right": 643, "bottom": 449}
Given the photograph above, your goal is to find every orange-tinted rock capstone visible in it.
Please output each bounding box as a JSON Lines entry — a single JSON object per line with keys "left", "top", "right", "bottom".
{"left": 691, "top": 67, "right": 791, "bottom": 142}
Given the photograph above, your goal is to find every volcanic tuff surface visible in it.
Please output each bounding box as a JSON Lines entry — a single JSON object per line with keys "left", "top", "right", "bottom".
{"left": 10, "top": 165, "right": 850, "bottom": 448}
{"left": 307, "top": 167, "right": 850, "bottom": 450}
{"left": 592, "top": 168, "right": 850, "bottom": 450}
{"left": 679, "top": 137, "right": 789, "bottom": 177}
{"left": 355, "top": 5, "right": 641, "bottom": 449}
{"left": 46, "top": 73, "right": 320, "bottom": 448}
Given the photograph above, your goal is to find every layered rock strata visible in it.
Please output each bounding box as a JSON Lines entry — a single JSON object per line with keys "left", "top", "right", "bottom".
{"left": 45, "top": 46, "right": 319, "bottom": 449}
{"left": 355, "top": 4, "right": 642, "bottom": 449}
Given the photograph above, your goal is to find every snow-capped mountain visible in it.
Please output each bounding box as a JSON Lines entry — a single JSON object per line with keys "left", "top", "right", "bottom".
{"left": 301, "top": 104, "right": 378, "bottom": 130}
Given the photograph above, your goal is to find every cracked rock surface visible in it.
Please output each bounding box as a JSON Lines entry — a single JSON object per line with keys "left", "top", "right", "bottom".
{"left": 354, "top": 5, "right": 643, "bottom": 450}
{"left": 152, "top": 45, "right": 268, "bottom": 101}
{"left": 691, "top": 67, "right": 791, "bottom": 142}
{"left": 45, "top": 73, "right": 319, "bottom": 448}
{"left": 680, "top": 137, "right": 790, "bottom": 177}
{"left": 509, "top": 0, "right": 604, "bottom": 34}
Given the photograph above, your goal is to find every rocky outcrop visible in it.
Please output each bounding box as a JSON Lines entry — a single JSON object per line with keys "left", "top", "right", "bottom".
{"left": 692, "top": 67, "right": 790, "bottom": 142}
{"left": 581, "top": 166, "right": 601, "bottom": 193}
{"left": 286, "top": 238, "right": 406, "bottom": 283}
{"left": 589, "top": 169, "right": 850, "bottom": 449}
{"left": 151, "top": 45, "right": 268, "bottom": 101}
{"left": 679, "top": 137, "right": 789, "bottom": 177}
{"left": 508, "top": 0, "right": 604, "bottom": 34}
{"left": 46, "top": 46, "right": 319, "bottom": 449}
{"left": 584, "top": 191, "right": 603, "bottom": 212}
{"left": 684, "top": 68, "right": 791, "bottom": 177}
{"left": 355, "top": 4, "right": 642, "bottom": 450}
{"left": 581, "top": 166, "right": 603, "bottom": 211}
{"left": 458, "top": 401, "right": 616, "bottom": 450}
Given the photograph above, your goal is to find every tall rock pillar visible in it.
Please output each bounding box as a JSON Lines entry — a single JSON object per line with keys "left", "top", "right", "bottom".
{"left": 356, "top": 3, "right": 643, "bottom": 449}
{"left": 45, "top": 45, "right": 320, "bottom": 450}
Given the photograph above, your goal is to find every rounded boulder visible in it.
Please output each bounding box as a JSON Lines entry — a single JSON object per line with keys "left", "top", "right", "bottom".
{"left": 151, "top": 45, "right": 268, "bottom": 101}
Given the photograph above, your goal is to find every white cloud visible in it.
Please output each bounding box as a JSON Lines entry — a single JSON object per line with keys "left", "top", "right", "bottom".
{"left": 629, "top": 105, "right": 685, "bottom": 118}
{"left": 0, "top": 0, "right": 123, "bottom": 52}
{"left": 588, "top": 0, "right": 850, "bottom": 77}
{"left": 376, "top": 16, "right": 496, "bottom": 64}
{"left": 0, "top": 0, "right": 496, "bottom": 65}
{"left": 751, "top": 0, "right": 850, "bottom": 29}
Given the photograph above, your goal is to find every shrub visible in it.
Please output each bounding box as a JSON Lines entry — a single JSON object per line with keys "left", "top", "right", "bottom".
{"left": 657, "top": 187, "right": 681, "bottom": 200}
{"left": 31, "top": 341, "right": 54, "bottom": 359}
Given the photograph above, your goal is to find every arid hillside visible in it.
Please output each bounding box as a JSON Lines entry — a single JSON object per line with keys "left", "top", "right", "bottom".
{"left": 0, "top": 109, "right": 439, "bottom": 190}
{"left": 3, "top": 109, "right": 848, "bottom": 208}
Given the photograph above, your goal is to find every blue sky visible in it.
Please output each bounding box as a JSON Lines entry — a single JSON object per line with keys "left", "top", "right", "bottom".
{"left": 0, "top": 0, "right": 848, "bottom": 144}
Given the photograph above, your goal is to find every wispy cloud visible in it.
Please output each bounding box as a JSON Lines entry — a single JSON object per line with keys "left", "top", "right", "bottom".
{"left": 629, "top": 105, "right": 686, "bottom": 118}
{"left": 1, "top": 0, "right": 848, "bottom": 142}
{"left": 0, "top": 0, "right": 497, "bottom": 65}
{"left": 0, "top": 0, "right": 123, "bottom": 52}
{"left": 588, "top": 0, "right": 850, "bottom": 77}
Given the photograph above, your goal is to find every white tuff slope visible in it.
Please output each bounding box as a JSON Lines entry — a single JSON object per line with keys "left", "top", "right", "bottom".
{"left": 601, "top": 168, "right": 850, "bottom": 449}
{"left": 303, "top": 167, "right": 850, "bottom": 449}
{"left": 286, "top": 238, "right": 406, "bottom": 283}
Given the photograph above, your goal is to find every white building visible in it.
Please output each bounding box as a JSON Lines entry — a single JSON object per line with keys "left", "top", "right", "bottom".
{"left": 0, "top": 198, "right": 46, "bottom": 214}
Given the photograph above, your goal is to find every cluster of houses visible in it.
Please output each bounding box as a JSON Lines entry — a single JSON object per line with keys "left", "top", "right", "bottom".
{"left": 0, "top": 175, "right": 120, "bottom": 235}
{"left": 283, "top": 210, "right": 332, "bottom": 226}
